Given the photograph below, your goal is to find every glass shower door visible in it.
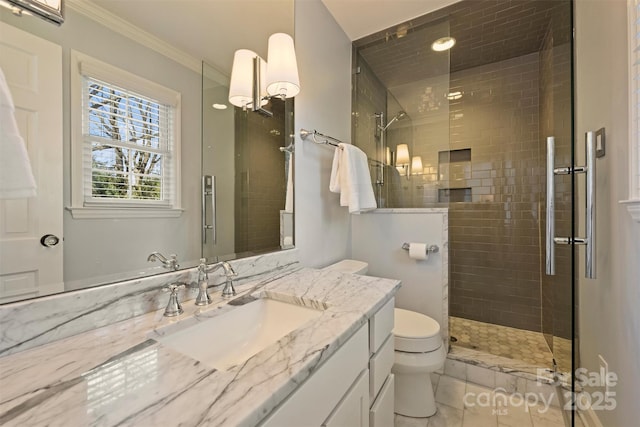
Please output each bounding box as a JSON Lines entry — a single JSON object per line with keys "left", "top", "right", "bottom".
{"left": 540, "top": 1, "right": 575, "bottom": 381}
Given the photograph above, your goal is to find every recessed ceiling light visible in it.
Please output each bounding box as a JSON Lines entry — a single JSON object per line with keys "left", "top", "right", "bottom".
{"left": 431, "top": 37, "right": 456, "bottom": 52}
{"left": 446, "top": 91, "right": 463, "bottom": 100}
{"left": 212, "top": 103, "right": 228, "bottom": 110}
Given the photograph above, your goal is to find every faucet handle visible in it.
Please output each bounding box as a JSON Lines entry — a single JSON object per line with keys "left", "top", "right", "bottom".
{"left": 169, "top": 254, "right": 179, "bottom": 270}
{"left": 163, "top": 283, "right": 185, "bottom": 317}
{"left": 163, "top": 283, "right": 185, "bottom": 293}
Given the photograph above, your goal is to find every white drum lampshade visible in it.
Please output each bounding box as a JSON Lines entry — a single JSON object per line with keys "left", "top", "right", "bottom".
{"left": 266, "top": 33, "right": 300, "bottom": 99}
{"left": 229, "top": 49, "right": 268, "bottom": 108}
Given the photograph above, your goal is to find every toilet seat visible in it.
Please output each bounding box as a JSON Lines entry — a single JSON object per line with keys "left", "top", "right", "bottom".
{"left": 394, "top": 308, "right": 442, "bottom": 353}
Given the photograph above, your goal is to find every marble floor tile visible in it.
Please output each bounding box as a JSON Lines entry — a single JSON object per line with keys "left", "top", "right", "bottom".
{"left": 496, "top": 394, "right": 534, "bottom": 427}
{"left": 495, "top": 371, "right": 526, "bottom": 394}
{"left": 435, "top": 375, "right": 467, "bottom": 410}
{"left": 396, "top": 375, "right": 566, "bottom": 427}
{"left": 428, "top": 403, "right": 463, "bottom": 427}
{"left": 395, "top": 414, "right": 429, "bottom": 427}
{"left": 529, "top": 402, "right": 568, "bottom": 427}
{"left": 444, "top": 358, "right": 467, "bottom": 381}
{"left": 462, "top": 401, "right": 498, "bottom": 427}
{"left": 466, "top": 364, "right": 496, "bottom": 388}
{"left": 462, "top": 383, "right": 498, "bottom": 427}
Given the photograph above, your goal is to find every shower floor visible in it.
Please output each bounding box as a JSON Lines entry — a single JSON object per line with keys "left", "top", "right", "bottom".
{"left": 449, "top": 316, "right": 554, "bottom": 367}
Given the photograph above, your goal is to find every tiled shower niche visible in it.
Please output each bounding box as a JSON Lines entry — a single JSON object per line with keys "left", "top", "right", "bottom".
{"left": 438, "top": 149, "right": 472, "bottom": 203}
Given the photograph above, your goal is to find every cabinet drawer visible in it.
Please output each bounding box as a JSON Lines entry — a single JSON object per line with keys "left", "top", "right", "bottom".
{"left": 369, "top": 297, "right": 394, "bottom": 354}
{"left": 369, "top": 333, "right": 394, "bottom": 402}
{"left": 369, "top": 374, "right": 395, "bottom": 427}
{"left": 323, "top": 369, "right": 369, "bottom": 427}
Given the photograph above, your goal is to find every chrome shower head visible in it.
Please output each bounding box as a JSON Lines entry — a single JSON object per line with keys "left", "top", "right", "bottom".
{"left": 383, "top": 111, "right": 407, "bottom": 131}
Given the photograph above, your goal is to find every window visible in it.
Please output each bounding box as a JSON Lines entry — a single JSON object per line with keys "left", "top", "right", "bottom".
{"left": 625, "top": 0, "right": 640, "bottom": 221}
{"left": 69, "top": 51, "right": 182, "bottom": 218}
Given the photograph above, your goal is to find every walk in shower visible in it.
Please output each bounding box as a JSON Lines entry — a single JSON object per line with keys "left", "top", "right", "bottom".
{"left": 352, "top": 0, "right": 574, "bottom": 377}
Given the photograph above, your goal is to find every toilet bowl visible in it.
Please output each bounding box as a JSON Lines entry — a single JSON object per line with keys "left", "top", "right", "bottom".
{"left": 322, "top": 259, "right": 446, "bottom": 418}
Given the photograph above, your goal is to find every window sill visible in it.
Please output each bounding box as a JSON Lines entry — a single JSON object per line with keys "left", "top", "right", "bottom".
{"left": 620, "top": 199, "right": 640, "bottom": 222}
{"left": 66, "top": 206, "right": 183, "bottom": 219}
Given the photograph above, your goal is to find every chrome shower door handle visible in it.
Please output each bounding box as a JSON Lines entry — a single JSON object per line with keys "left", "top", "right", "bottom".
{"left": 546, "top": 136, "right": 556, "bottom": 275}
{"left": 585, "top": 131, "right": 596, "bottom": 279}
{"left": 202, "top": 175, "right": 217, "bottom": 245}
{"left": 545, "top": 132, "right": 597, "bottom": 278}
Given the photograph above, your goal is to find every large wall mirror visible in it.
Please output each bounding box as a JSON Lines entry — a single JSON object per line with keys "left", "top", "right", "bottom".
{"left": 0, "top": 0, "right": 294, "bottom": 304}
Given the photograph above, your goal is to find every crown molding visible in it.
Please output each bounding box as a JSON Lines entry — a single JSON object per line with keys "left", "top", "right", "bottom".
{"left": 66, "top": 0, "right": 201, "bottom": 74}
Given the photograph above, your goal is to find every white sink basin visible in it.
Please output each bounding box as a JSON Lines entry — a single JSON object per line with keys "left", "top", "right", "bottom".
{"left": 156, "top": 298, "right": 322, "bottom": 371}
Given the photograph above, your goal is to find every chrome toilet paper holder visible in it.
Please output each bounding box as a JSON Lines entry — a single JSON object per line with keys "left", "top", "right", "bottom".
{"left": 401, "top": 243, "right": 439, "bottom": 254}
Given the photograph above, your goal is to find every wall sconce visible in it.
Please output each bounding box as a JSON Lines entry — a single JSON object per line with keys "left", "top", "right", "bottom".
{"left": 228, "top": 33, "right": 300, "bottom": 117}
{"left": 396, "top": 144, "right": 410, "bottom": 178}
{"left": 411, "top": 156, "right": 424, "bottom": 175}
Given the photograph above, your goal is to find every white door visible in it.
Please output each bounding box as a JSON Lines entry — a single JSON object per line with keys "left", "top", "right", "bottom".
{"left": 0, "top": 22, "right": 63, "bottom": 303}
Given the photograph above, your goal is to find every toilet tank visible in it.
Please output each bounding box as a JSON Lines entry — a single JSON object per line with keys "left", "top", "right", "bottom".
{"left": 322, "top": 259, "right": 369, "bottom": 275}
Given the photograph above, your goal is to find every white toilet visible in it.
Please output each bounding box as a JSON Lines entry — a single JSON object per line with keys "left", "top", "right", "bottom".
{"left": 323, "top": 259, "right": 446, "bottom": 418}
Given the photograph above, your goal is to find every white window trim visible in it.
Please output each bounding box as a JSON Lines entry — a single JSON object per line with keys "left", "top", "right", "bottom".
{"left": 623, "top": 0, "right": 640, "bottom": 222}
{"left": 68, "top": 50, "right": 183, "bottom": 219}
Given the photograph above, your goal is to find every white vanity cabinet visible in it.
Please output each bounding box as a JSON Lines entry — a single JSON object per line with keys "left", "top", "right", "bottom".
{"left": 323, "top": 369, "right": 370, "bottom": 427}
{"left": 259, "top": 297, "right": 396, "bottom": 427}
{"left": 259, "top": 323, "right": 369, "bottom": 427}
{"left": 368, "top": 298, "right": 395, "bottom": 427}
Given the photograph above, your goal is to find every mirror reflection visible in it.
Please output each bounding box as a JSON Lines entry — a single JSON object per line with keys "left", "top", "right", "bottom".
{"left": 201, "top": 64, "right": 294, "bottom": 260}
{"left": 0, "top": 0, "right": 294, "bottom": 304}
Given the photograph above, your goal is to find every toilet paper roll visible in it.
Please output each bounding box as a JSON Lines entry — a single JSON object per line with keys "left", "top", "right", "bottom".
{"left": 408, "top": 243, "right": 429, "bottom": 261}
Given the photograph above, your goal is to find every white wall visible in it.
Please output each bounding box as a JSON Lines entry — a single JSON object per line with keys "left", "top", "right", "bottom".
{"left": 351, "top": 210, "right": 449, "bottom": 343}
{"left": 575, "top": 0, "right": 640, "bottom": 424}
{"left": 294, "top": 0, "right": 353, "bottom": 267}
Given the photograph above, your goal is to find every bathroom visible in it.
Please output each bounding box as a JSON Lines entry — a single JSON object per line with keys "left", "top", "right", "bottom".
{"left": 0, "top": 0, "right": 638, "bottom": 426}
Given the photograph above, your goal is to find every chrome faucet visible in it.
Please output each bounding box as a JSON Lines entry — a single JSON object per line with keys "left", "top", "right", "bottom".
{"left": 147, "top": 252, "right": 179, "bottom": 271}
{"left": 197, "top": 258, "right": 238, "bottom": 300}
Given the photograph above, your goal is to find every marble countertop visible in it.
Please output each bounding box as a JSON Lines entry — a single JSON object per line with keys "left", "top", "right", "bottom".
{"left": 0, "top": 268, "right": 400, "bottom": 427}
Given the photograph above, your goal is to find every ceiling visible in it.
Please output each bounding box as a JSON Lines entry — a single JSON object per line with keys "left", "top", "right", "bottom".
{"left": 320, "top": 0, "right": 462, "bottom": 41}
{"left": 83, "top": 0, "right": 463, "bottom": 75}
{"left": 356, "top": 0, "right": 563, "bottom": 88}
{"left": 351, "top": 0, "right": 569, "bottom": 125}
{"left": 86, "top": 0, "right": 294, "bottom": 75}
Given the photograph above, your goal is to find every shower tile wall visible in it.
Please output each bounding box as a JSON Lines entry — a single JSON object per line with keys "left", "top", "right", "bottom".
{"left": 352, "top": 57, "right": 386, "bottom": 162}
{"left": 446, "top": 53, "right": 543, "bottom": 332}
{"left": 539, "top": 12, "right": 574, "bottom": 352}
{"left": 352, "top": 57, "right": 389, "bottom": 206}
{"left": 234, "top": 101, "right": 286, "bottom": 253}
{"left": 351, "top": 0, "right": 573, "bottom": 337}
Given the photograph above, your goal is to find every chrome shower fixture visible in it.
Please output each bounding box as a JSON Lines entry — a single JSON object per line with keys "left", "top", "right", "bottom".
{"left": 379, "top": 111, "right": 408, "bottom": 131}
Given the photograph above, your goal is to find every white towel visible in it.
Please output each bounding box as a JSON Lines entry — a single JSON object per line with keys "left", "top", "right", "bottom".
{"left": 0, "top": 67, "right": 37, "bottom": 199}
{"left": 330, "top": 143, "right": 377, "bottom": 213}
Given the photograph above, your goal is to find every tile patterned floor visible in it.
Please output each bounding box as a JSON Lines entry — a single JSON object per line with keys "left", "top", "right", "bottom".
{"left": 395, "top": 374, "right": 583, "bottom": 427}
{"left": 449, "top": 317, "right": 554, "bottom": 368}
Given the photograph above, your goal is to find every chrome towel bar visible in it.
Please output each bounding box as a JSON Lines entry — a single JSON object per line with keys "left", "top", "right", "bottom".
{"left": 300, "top": 128, "right": 344, "bottom": 147}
